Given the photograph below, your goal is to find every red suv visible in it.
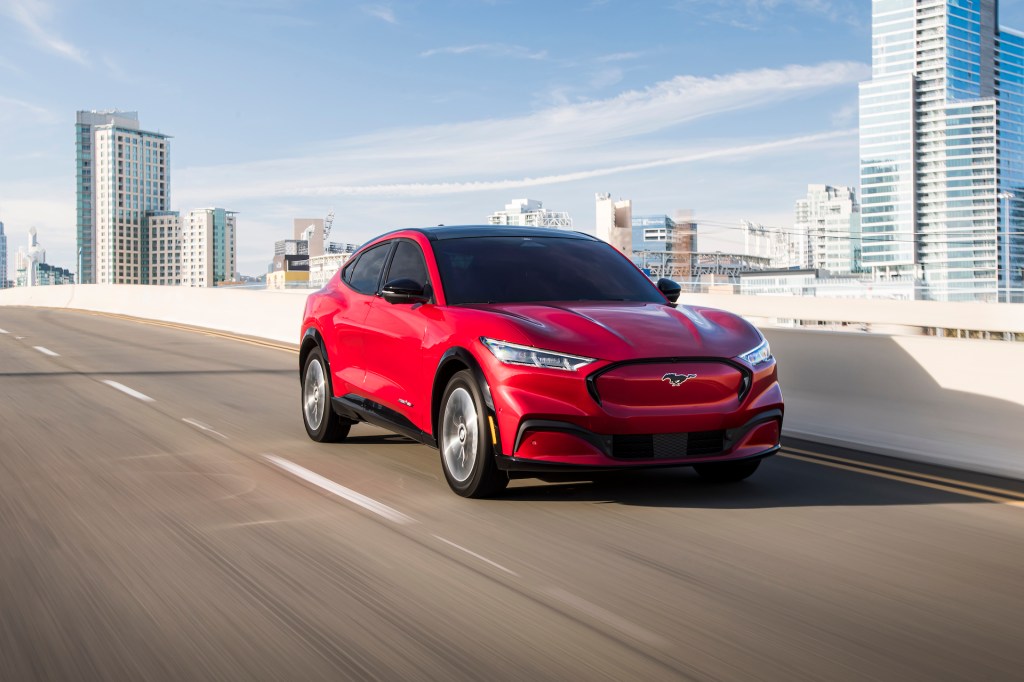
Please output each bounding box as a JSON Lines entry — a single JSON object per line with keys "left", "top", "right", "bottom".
{"left": 300, "top": 226, "right": 782, "bottom": 497}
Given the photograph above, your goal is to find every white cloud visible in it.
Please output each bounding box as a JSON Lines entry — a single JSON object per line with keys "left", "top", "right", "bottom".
{"left": 0, "top": 95, "right": 56, "bottom": 123}
{"left": 361, "top": 4, "right": 396, "bottom": 24}
{"left": 2, "top": 0, "right": 87, "bottom": 64}
{"left": 176, "top": 60, "right": 868, "bottom": 204}
{"left": 167, "top": 60, "right": 868, "bottom": 273}
{"left": 279, "top": 130, "right": 856, "bottom": 198}
{"left": 421, "top": 44, "right": 548, "bottom": 60}
{"left": 595, "top": 51, "right": 643, "bottom": 63}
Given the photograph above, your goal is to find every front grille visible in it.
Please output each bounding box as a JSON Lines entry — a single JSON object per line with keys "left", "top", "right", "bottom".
{"left": 612, "top": 430, "right": 726, "bottom": 460}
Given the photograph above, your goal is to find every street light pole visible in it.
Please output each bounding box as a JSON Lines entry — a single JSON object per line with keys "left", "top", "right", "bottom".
{"left": 998, "top": 191, "right": 1015, "bottom": 303}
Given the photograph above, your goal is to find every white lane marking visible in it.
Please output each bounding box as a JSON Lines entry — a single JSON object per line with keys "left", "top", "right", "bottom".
{"left": 182, "top": 418, "right": 229, "bottom": 440}
{"left": 0, "top": 328, "right": 9, "bottom": 334}
{"left": 263, "top": 454, "right": 414, "bottom": 525}
{"left": 433, "top": 535, "right": 519, "bottom": 577}
{"left": 544, "top": 587, "right": 669, "bottom": 648}
{"left": 102, "top": 380, "right": 155, "bottom": 402}
{"left": 15, "top": 336, "right": 25, "bottom": 340}
{"left": 34, "top": 346, "right": 59, "bottom": 356}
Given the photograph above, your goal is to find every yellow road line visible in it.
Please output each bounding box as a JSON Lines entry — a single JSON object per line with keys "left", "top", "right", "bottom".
{"left": 781, "top": 451, "right": 1024, "bottom": 508}
{"left": 784, "top": 446, "right": 1024, "bottom": 501}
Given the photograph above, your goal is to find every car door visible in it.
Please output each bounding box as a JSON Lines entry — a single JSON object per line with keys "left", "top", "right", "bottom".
{"left": 361, "top": 239, "right": 442, "bottom": 434}
{"left": 331, "top": 240, "right": 394, "bottom": 396}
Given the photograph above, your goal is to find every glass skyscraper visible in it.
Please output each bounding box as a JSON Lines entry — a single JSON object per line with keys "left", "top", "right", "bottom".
{"left": 860, "top": 0, "right": 1023, "bottom": 302}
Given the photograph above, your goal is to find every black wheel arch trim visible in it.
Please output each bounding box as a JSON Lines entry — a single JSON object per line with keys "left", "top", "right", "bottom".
{"left": 433, "top": 346, "right": 503, "bottom": 455}
{"left": 300, "top": 327, "right": 327, "bottom": 375}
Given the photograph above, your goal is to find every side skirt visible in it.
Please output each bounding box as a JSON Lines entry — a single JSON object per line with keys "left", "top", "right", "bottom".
{"left": 332, "top": 395, "right": 437, "bottom": 448}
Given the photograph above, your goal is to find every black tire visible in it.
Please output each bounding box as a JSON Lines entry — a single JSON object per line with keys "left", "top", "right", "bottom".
{"left": 438, "top": 370, "right": 509, "bottom": 498}
{"left": 301, "top": 347, "right": 352, "bottom": 443}
{"left": 694, "top": 458, "right": 761, "bottom": 483}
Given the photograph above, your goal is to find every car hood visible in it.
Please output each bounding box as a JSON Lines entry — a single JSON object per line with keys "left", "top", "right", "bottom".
{"left": 463, "top": 301, "right": 762, "bottom": 361}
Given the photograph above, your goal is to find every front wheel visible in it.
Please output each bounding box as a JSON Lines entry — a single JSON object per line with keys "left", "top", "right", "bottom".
{"left": 438, "top": 370, "right": 508, "bottom": 498}
{"left": 302, "top": 347, "right": 352, "bottom": 443}
{"left": 694, "top": 458, "right": 761, "bottom": 483}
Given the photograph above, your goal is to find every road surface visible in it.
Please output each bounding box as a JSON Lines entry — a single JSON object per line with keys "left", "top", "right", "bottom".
{"left": 1, "top": 307, "right": 1023, "bottom": 681}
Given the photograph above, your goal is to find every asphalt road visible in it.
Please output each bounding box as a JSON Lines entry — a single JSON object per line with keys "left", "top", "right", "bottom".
{"left": 2, "top": 307, "right": 1024, "bottom": 681}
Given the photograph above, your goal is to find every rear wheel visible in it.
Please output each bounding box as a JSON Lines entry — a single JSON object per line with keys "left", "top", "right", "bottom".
{"left": 302, "top": 347, "right": 352, "bottom": 443}
{"left": 438, "top": 370, "right": 508, "bottom": 498}
{"left": 694, "top": 458, "right": 761, "bottom": 483}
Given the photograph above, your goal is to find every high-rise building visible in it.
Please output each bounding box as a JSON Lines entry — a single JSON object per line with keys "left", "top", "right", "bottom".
{"left": 631, "top": 212, "right": 697, "bottom": 281}
{"left": 180, "top": 208, "right": 237, "bottom": 287}
{"left": 595, "top": 193, "right": 633, "bottom": 256}
{"left": 859, "top": 0, "right": 1024, "bottom": 302}
{"left": 76, "top": 110, "right": 170, "bottom": 284}
{"left": 147, "top": 211, "right": 181, "bottom": 286}
{"left": 0, "top": 220, "right": 7, "bottom": 288}
{"left": 486, "top": 199, "right": 573, "bottom": 228}
{"left": 794, "top": 184, "right": 861, "bottom": 274}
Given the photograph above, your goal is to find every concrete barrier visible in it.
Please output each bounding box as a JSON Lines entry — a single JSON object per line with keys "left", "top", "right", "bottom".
{"left": 766, "top": 329, "right": 1023, "bottom": 478}
{"left": 0, "top": 284, "right": 310, "bottom": 344}
{"left": 3, "top": 285, "right": 1022, "bottom": 478}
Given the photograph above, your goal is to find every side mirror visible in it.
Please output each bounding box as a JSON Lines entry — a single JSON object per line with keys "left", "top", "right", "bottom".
{"left": 381, "top": 278, "right": 429, "bottom": 305}
{"left": 656, "top": 278, "right": 681, "bottom": 303}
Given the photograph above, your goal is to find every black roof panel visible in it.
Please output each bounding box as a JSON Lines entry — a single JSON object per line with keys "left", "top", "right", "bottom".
{"left": 410, "top": 225, "right": 599, "bottom": 241}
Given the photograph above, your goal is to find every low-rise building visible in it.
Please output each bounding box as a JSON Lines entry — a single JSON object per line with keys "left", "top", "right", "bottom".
{"left": 740, "top": 269, "right": 914, "bottom": 300}
{"left": 487, "top": 199, "right": 572, "bottom": 228}
{"left": 632, "top": 212, "right": 696, "bottom": 282}
{"left": 309, "top": 252, "right": 354, "bottom": 289}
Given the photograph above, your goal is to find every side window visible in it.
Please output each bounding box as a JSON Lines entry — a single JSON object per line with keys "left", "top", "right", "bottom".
{"left": 384, "top": 241, "right": 430, "bottom": 290}
{"left": 344, "top": 242, "right": 392, "bottom": 294}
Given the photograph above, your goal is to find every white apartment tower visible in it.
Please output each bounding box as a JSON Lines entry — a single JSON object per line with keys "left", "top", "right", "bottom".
{"left": 76, "top": 110, "right": 170, "bottom": 284}
{"left": 794, "top": 184, "right": 861, "bottom": 273}
{"left": 147, "top": 212, "right": 181, "bottom": 285}
{"left": 859, "top": 0, "right": 1024, "bottom": 301}
{"left": 180, "top": 208, "right": 237, "bottom": 287}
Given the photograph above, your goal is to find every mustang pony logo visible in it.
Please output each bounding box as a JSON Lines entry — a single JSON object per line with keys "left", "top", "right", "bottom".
{"left": 662, "top": 372, "right": 697, "bottom": 387}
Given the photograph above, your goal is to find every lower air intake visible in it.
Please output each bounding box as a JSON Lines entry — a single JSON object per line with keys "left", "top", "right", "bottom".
{"left": 612, "top": 430, "right": 726, "bottom": 460}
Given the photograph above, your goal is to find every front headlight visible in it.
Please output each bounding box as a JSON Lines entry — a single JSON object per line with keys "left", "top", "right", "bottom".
{"left": 480, "top": 337, "right": 596, "bottom": 372}
{"left": 738, "top": 337, "right": 772, "bottom": 366}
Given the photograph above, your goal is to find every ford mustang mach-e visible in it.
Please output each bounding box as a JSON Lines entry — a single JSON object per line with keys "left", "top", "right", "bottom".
{"left": 300, "top": 226, "right": 782, "bottom": 497}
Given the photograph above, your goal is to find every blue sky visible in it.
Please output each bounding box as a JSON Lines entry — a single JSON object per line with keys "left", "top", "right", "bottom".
{"left": 3, "top": 0, "right": 1024, "bottom": 276}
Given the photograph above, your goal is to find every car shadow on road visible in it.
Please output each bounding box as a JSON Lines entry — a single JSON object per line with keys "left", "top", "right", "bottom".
{"left": 499, "top": 458, "right": 986, "bottom": 509}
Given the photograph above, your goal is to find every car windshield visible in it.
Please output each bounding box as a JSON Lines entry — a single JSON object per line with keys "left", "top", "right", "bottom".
{"left": 432, "top": 236, "right": 666, "bottom": 305}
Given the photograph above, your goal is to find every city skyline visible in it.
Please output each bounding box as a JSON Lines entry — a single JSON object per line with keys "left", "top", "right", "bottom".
{"left": 0, "top": 3, "right": 872, "bottom": 274}
{"left": 5, "top": 1, "right": 1024, "bottom": 277}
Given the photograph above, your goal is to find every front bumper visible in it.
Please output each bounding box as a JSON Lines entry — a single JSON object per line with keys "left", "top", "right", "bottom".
{"left": 485, "top": 354, "right": 783, "bottom": 472}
